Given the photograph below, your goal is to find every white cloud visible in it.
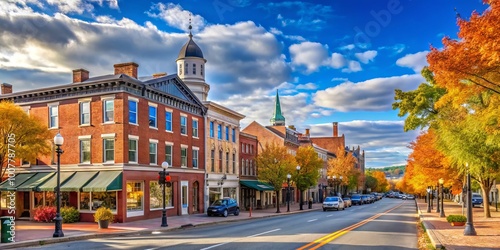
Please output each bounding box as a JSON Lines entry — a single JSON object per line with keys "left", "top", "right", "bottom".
{"left": 147, "top": 3, "right": 206, "bottom": 32}
{"left": 340, "top": 44, "right": 355, "bottom": 50}
{"left": 289, "top": 42, "right": 329, "bottom": 73}
{"left": 269, "top": 27, "right": 305, "bottom": 41}
{"left": 355, "top": 50, "right": 378, "bottom": 64}
{"left": 296, "top": 82, "right": 318, "bottom": 90}
{"left": 329, "top": 52, "right": 346, "bottom": 69}
{"left": 396, "top": 51, "right": 429, "bottom": 73}
{"left": 313, "top": 74, "right": 424, "bottom": 112}
{"left": 331, "top": 77, "right": 348, "bottom": 82}
{"left": 341, "top": 60, "right": 362, "bottom": 73}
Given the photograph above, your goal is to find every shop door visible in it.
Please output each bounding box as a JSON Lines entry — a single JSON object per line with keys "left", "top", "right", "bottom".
{"left": 181, "top": 181, "right": 188, "bottom": 215}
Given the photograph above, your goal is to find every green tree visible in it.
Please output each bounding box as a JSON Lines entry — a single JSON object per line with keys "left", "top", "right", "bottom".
{"left": 0, "top": 101, "right": 52, "bottom": 177}
{"left": 365, "top": 175, "right": 378, "bottom": 193}
{"left": 255, "top": 142, "right": 296, "bottom": 213}
{"left": 295, "top": 146, "right": 324, "bottom": 206}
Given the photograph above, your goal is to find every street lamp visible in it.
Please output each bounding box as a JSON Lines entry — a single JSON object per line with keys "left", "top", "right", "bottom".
{"left": 426, "top": 186, "right": 431, "bottom": 213}
{"left": 161, "top": 161, "right": 169, "bottom": 227}
{"left": 464, "top": 163, "right": 477, "bottom": 236}
{"left": 53, "top": 133, "right": 64, "bottom": 238}
{"left": 287, "top": 173, "right": 291, "bottom": 212}
{"left": 296, "top": 165, "right": 303, "bottom": 210}
{"left": 439, "top": 178, "right": 445, "bottom": 217}
{"left": 339, "top": 176, "right": 343, "bottom": 197}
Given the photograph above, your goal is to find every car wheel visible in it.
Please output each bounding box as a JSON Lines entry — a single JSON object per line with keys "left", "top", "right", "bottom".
{"left": 343, "top": 206, "right": 345, "bottom": 210}
{"left": 207, "top": 213, "right": 211, "bottom": 217}
{"left": 223, "top": 209, "right": 228, "bottom": 217}
{"left": 234, "top": 208, "right": 240, "bottom": 216}
{"left": 323, "top": 208, "right": 326, "bottom": 211}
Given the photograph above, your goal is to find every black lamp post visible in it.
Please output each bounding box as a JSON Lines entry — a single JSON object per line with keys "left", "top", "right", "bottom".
{"left": 339, "top": 176, "right": 343, "bottom": 197}
{"left": 464, "top": 163, "right": 477, "bottom": 236}
{"left": 436, "top": 182, "right": 441, "bottom": 213}
{"left": 161, "top": 161, "right": 169, "bottom": 227}
{"left": 53, "top": 133, "right": 64, "bottom": 238}
{"left": 439, "top": 178, "right": 445, "bottom": 218}
{"left": 426, "top": 186, "right": 431, "bottom": 213}
{"left": 287, "top": 173, "right": 291, "bottom": 212}
{"left": 296, "top": 165, "right": 303, "bottom": 210}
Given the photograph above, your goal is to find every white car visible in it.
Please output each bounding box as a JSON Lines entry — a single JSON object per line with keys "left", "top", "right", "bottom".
{"left": 322, "top": 196, "right": 345, "bottom": 211}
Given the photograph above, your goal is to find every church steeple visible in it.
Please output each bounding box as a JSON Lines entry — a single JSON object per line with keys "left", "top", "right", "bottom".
{"left": 270, "top": 89, "right": 286, "bottom": 126}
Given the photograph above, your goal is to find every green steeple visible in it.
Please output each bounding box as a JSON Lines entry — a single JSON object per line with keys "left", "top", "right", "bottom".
{"left": 270, "top": 89, "right": 286, "bottom": 126}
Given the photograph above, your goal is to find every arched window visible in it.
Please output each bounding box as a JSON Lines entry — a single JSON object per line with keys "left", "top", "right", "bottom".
{"left": 179, "top": 64, "right": 182, "bottom": 75}
{"left": 201, "top": 64, "right": 204, "bottom": 76}
{"left": 193, "top": 63, "right": 196, "bottom": 75}
{"left": 185, "top": 63, "right": 189, "bottom": 74}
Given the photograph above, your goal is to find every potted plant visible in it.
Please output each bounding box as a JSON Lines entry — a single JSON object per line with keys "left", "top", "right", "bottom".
{"left": 94, "top": 207, "right": 114, "bottom": 229}
{"left": 446, "top": 214, "right": 467, "bottom": 226}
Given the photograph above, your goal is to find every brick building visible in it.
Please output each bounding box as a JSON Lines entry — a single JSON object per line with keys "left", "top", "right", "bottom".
{"left": 0, "top": 62, "right": 207, "bottom": 223}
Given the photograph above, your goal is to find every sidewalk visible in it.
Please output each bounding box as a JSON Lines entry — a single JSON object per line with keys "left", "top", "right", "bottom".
{"left": 417, "top": 198, "right": 500, "bottom": 250}
{"left": 2, "top": 202, "right": 322, "bottom": 249}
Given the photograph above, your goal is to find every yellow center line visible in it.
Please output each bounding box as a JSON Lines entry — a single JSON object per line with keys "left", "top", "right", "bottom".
{"left": 297, "top": 202, "right": 405, "bottom": 250}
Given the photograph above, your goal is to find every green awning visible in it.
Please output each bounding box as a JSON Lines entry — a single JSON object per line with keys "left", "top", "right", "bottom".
{"left": 60, "top": 172, "right": 98, "bottom": 192}
{"left": 82, "top": 171, "right": 122, "bottom": 192}
{"left": 240, "top": 180, "right": 274, "bottom": 191}
{"left": 16, "top": 172, "right": 55, "bottom": 192}
{"left": 0, "top": 173, "right": 37, "bottom": 191}
{"left": 36, "top": 172, "right": 76, "bottom": 192}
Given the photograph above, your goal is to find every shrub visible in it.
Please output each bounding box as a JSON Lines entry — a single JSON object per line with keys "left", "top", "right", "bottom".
{"left": 93, "top": 207, "right": 114, "bottom": 223}
{"left": 446, "top": 214, "right": 467, "bottom": 223}
{"left": 61, "top": 206, "right": 80, "bottom": 223}
{"left": 32, "top": 206, "right": 56, "bottom": 222}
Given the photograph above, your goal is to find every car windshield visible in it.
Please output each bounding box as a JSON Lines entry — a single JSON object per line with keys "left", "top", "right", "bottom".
{"left": 324, "top": 197, "right": 338, "bottom": 202}
{"left": 472, "top": 194, "right": 482, "bottom": 198}
{"left": 344, "top": 197, "right": 350, "bottom": 200}
{"left": 211, "top": 199, "right": 227, "bottom": 206}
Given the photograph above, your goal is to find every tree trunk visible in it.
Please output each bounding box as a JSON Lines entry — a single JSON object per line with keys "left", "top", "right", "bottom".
{"left": 276, "top": 190, "right": 281, "bottom": 213}
{"left": 479, "top": 178, "right": 493, "bottom": 218}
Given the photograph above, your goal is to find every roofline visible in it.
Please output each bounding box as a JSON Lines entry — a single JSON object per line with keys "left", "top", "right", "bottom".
{"left": 203, "top": 101, "right": 246, "bottom": 119}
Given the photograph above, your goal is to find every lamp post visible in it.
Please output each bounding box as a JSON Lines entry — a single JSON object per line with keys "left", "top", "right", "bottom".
{"left": 464, "top": 163, "right": 477, "bottom": 235}
{"left": 161, "top": 161, "right": 169, "bottom": 227}
{"left": 339, "top": 176, "right": 343, "bottom": 197}
{"left": 296, "top": 165, "right": 303, "bottom": 210}
{"left": 53, "top": 133, "right": 64, "bottom": 238}
{"left": 287, "top": 174, "right": 291, "bottom": 212}
{"left": 436, "top": 182, "right": 441, "bottom": 213}
{"left": 439, "top": 178, "right": 445, "bottom": 218}
{"left": 332, "top": 175, "right": 337, "bottom": 195}
{"left": 426, "top": 186, "right": 431, "bottom": 213}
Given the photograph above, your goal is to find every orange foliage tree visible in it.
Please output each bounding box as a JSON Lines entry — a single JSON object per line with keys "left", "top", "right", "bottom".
{"left": 327, "top": 146, "right": 359, "bottom": 194}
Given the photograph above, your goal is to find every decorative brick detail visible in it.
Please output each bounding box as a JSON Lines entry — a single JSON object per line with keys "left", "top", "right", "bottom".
{"left": 114, "top": 62, "right": 139, "bottom": 78}
{"left": 72, "top": 69, "right": 89, "bottom": 83}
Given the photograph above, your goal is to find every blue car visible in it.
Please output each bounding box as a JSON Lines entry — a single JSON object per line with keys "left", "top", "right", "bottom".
{"left": 472, "top": 194, "right": 483, "bottom": 207}
{"left": 207, "top": 198, "right": 240, "bottom": 217}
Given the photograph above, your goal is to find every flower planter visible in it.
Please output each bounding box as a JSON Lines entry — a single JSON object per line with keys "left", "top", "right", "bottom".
{"left": 450, "top": 222, "right": 465, "bottom": 226}
{"left": 98, "top": 220, "right": 109, "bottom": 229}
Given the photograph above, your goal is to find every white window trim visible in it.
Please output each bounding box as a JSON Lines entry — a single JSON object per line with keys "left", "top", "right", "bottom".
{"left": 80, "top": 139, "right": 91, "bottom": 164}
{"left": 100, "top": 95, "right": 115, "bottom": 100}
{"left": 78, "top": 135, "right": 92, "bottom": 140}
{"left": 101, "top": 133, "right": 116, "bottom": 138}
{"left": 128, "top": 138, "right": 138, "bottom": 164}
{"left": 102, "top": 99, "right": 115, "bottom": 124}
{"left": 192, "top": 149, "right": 199, "bottom": 169}
{"left": 149, "top": 139, "right": 159, "bottom": 143}
{"left": 48, "top": 104, "right": 59, "bottom": 129}
{"left": 149, "top": 142, "right": 158, "bottom": 166}
{"left": 165, "top": 141, "right": 174, "bottom": 146}
{"left": 79, "top": 101, "right": 91, "bottom": 126}
{"left": 128, "top": 135, "right": 139, "bottom": 140}
{"left": 103, "top": 138, "right": 115, "bottom": 163}
{"left": 128, "top": 96, "right": 139, "bottom": 102}
{"left": 192, "top": 146, "right": 200, "bottom": 150}
{"left": 148, "top": 102, "right": 158, "bottom": 108}
{"left": 128, "top": 99, "right": 138, "bottom": 125}
{"left": 149, "top": 105, "right": 158, "bottom": 129}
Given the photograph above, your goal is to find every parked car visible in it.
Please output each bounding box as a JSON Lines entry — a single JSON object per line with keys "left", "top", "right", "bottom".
{"left": 207, "top": 197, "right": 240, "bottom": 217}
{"left": 406, "top": 194, "right": 415, "bottom": 200}
{"left": 472, "top": 193, "right": 483, "bottom": 207}
{"left": 322, "top": 196, "right": 345, "bottom": 211}
{"left": 343, "top": 197, "right": 352, "bottom": 207}
{"left": 351, "top": 194, "right": 362, "bottom": 205}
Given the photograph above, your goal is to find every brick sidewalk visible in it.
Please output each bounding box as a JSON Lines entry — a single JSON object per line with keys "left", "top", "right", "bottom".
{"left": 417, "top": 199, "right": 500, "bottom": 250}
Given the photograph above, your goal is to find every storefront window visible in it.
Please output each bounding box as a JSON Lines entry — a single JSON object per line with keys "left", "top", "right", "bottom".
{"left": 223, "top": 188, "right": 237, "bottom": 199}
{"left": 209, "top": 187, "right": 221, "bottom": 205}
{"left": 80, "top": 192, "right": 91, "bottom": 210}
{"left": 127, "top": 181, "right": 143, "bottom": 212}
{"left": 149, "top": 181, "right": 173, "bottom": 209}
{"left": 92, "top": 192, "right": 117, "bottom": 210}
{"left": 34, "top": 192, "right": 44, "bottom": 207}
{"left": 44, "top": 191, "right": 56, "bottom": 206}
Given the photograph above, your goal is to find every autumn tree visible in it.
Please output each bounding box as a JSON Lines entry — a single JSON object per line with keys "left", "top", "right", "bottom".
{"left": 295, "top": 145, "right": 323, "bottom": 207}
{"left": 327, "top": 146, "right": 358, "bottom": 195}
{"left": 0, "top": 101, "right": 52, "bottom": 178}
{"left": 255, "top": 142, "right": 296, "bottom": 213}
{"left": 371, "top": 171, "right": 389, "bottom": 193}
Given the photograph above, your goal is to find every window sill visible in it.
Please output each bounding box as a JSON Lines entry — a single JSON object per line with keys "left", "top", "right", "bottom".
{"left": 181, "top": 134, "right": 188, "bottom": 137}
{"left": 79, "top": 124, "right": 92, "bottom": 127}
{"left": 165, "top": 130, "right": 173, "bottom": 133}
{"left": 102, "top": 162, "right": 115, "bottom": 165}
{"left": 149, "top": 127, "right": 158, "bottom": 130}
{"left": 101, "top": 122, "right": 115, "bottom": 125}
{"left": 129, "top": 123, "right": 139, "bottom": 126}
{"left": 78, "top": 163, "right": 92, "bottom": 166}
{"left": 49, "top": 127, "right": 60, "bottom": 130}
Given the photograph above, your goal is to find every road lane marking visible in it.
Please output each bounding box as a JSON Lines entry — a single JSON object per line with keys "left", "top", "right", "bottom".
{"left": 200, "top": 228, "right": 281, "bottom": 250}
{"left": 307, "top": 219, "right": 318, "bottom": 222}
{"left": 297, "top": 203, "right": 404, "bottom": 250}
{"left": 326, "top": 215, "right": 334, "bottom": 217}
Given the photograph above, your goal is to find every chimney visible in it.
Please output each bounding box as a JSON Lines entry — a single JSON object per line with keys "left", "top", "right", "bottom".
{"left": 114, "top": 62, "right": 139, "bottom": 79}
{"left": 72, "top": 69, "right": 89, "bottom": 83}
{"left": 333, "top": 122, "right": 338, "bottom": 137}
{"left": 305, "top": 128, "right": 310, "bottom": 136}
{"left": 153, "top": 72, "right": 167, "bottom": 78}
{"left": 1, "top": 83, "right": 12, "bottom": 95}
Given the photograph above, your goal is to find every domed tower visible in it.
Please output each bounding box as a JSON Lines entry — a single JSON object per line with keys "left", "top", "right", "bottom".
{"left": 176, "top": 24, "right": 209, "bottom": 101}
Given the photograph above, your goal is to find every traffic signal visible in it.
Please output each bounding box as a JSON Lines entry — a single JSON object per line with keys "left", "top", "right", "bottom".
{"left": 158, "top": 171, "right": 165, "bottom": 185}
{"left": 165, "top": 172, "right": 172, "bottom": 187}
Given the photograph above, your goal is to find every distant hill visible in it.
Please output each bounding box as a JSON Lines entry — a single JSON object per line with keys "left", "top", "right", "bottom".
{"left": 366, "top": 165, "right": 405, "bottom": 179}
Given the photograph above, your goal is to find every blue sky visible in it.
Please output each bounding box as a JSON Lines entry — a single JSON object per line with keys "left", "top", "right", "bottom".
{"left": 0, "top": 0, "right": 489, "bottom": 168}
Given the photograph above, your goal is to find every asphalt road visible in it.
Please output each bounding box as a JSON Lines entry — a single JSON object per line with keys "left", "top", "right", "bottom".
{"left": 24, "top": 199, "right": 418, "bottom": 250}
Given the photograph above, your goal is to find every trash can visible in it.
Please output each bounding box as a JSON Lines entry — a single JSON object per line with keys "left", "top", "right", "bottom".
{"left": 1, "top": 216, "right": 14, "bottom": 243}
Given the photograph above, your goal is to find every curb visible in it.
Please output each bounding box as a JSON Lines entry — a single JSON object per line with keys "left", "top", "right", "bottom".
{"left": 2, "top": 207, "right": 321, "bottom": 249}
{"left": 416, "top": 202, "right": 443, "bottom": 249}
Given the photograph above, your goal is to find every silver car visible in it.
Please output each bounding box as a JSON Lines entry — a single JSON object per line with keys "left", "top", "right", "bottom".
{"left": 322, "top": 196, "right": 345, "bottom": 211}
